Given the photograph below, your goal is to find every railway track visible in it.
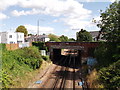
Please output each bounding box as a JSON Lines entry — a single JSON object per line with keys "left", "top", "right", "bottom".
{"left": 39, "top": 51, "right": 89, "bottom": 89}
{"left": 52, "top": 55, "right": 69, "bottom": 89}
{"left": 40, "top": 56, "right": 65, "bottom": 88}
{"left": 73, "top": 55, "right": 76, "bottom": 90}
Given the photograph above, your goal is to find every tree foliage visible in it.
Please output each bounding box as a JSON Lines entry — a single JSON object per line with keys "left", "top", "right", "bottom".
{"left": 97, "top": 2, "right": 120, "bottom": 42}
{"left": 76, "top": 29, "right": 92, "bottom": 42}
{"left": 16, "top": 25, "right": 28, "bottom": 37}
{"left": 2, "top": 46, "right": 43, "bottom": 88}
{"left": 95, "top": 2, "right": 120, "bottom": 64}
{"left": 48, "top": 34, "right": 60, "bottom": 42}
{"left": 68, "top": 38, "right": 76, "bottom": 41}
{"left": 98, "top": 60, "right": 120, "bottom": 88}
{"left": 58, "top": 35, "right": 69, "bottom": 42}
{"left": 94, "top": 2, "right": 120, "bottom": 88}
{"left": 32, "top": 41, "right": 47, "bottom": 50}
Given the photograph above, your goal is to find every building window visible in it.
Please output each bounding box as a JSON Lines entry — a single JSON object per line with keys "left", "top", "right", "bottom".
{"left": 10, "top": 42, "right": 13, "bottom": 44}
{"left": 9, "top": 35, "right": 12, "bottom": 38}
{"left": 17, "top": 41, "right": 22, "bottom": 43}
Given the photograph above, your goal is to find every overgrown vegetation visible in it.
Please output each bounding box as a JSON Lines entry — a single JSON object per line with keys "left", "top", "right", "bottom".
{"left": 48, "top": 34, "right": 61, "bottom": 42}
{"left": 76, "top": 29, "right": 92, "bottom": 42}
{"left": 32, "top": 41, "right": 47, "bottom": 50}
{"left": 41, "top": 55, "right": 49, "bottom": 61}
{"left": 98, "top": 60, "right": 120, "bottom": 88}
{"left": 48, "top": 34, "right": 76, "bottom": 42}
{"left": 88, "top": 1, "right": 120, "bottom": 88}
{"left": 1, "top": 46, "right": 49, "bottom": 88}
{"left": 0, "top": 44, "right": 6, "bottom": 51}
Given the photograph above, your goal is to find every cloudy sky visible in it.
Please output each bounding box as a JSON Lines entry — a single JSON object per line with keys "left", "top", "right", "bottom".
{"left": 0, "top": 0, "right": 115, "bottom": 38}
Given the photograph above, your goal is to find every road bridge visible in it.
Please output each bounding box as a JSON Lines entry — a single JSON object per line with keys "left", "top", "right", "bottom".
{"left": 45, "top": 42, "right": 99, "bottom": 65}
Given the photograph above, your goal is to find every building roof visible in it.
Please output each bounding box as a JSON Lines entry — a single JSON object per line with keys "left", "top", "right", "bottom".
{"left": 0, "top": 32, "right": 24, "bottom": 34}
{"left": 89, "top": 31, "right": 99, "bottom": 38}
{"left": 25, "top": 35, "right": 49, "bottom": 39}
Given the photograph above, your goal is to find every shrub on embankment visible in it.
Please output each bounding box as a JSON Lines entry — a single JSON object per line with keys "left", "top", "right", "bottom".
{"left": 86, "top": 43, "right": 120, "bottom": 88}
{"left": 32, "top": 41, "right": 47, "bottom": 50}
{"left": 86, "top": 60, "right": 120, "bottom": 88}
{"left": 1, "top": 46, "right": 43, "bottom": 88}
{"left": 98, "top": 60, "right": 120, "bottom": 88}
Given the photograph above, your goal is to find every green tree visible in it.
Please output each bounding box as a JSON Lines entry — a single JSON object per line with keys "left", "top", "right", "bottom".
{"left": 59, "top": 35, "right": 69, "bottom": 42}
{"left": 68, "top": 38, "right": 76, "bottom": 41}
{"left": 97, "top": 2, "right": 120, "bottom": 42}
{"left": 76, "top": 29, "right": 92, "bottom": 42}
{"left": 48, "top": 34, "right": 60, "bottom": 42}
{"left": 95, "top": 1, "right": 120, "bottom": 63}
{"left": 16, "top": 25, "right": 28, "bottom": 37}
{"left": 32, "top": 41, "right": 47, "bottom": 50}
{"left": 94, "top": 2, "right": 120, "bottom": 88}
{"left": 28, "top": 34, "right": 33, "bottom": 36}
{"left": 98, "top": 60, "right": 120, "bottom": 88}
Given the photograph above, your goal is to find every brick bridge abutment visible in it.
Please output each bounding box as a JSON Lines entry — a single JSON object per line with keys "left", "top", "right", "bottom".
{"left": 45, "top": 42, "right": 99, "bottom": 65}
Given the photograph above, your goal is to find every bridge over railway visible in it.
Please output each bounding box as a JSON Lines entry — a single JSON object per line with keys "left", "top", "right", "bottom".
{"left": 45, "top": 42, "right": 99, "bottom": 65}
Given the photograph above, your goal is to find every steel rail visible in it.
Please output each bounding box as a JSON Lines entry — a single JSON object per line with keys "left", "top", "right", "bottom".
{"left": 52, "top": 55, "right": 70, "bottom": 89}
{"left": 41, "top": 56, "right": 66, "bottom": 88}
{"left": 73, "top": 54, "right": 76, "bottom": 90}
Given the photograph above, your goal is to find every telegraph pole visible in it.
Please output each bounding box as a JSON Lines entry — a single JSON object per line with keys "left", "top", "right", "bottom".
{"left": 37, "top": 19, "right": 45, "bottom": 35}
{"left": 37, "top": 20, "right": 39, "bottom": 36}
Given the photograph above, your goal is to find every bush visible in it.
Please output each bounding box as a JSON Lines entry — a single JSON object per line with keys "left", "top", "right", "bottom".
{"left": 2, "top": 46, "right": 43, "bottom": 88}
{"left": 1, "top": 70, "right": 13, "bottom": 88}
{"left": 42, "top": 55, "right": 50, "bottom": 61}
{"left": 32, "top": 41, "right": 47, "bottom": 50}
{"left": 18, "top": 47, "right": 42, "bottom": 69}
{"left": 94, "top": 42, "right": 118, "bottom": 69}
{"left": 98, "top": 60, "right": 120, "bottom": 88}
{"left": 0, "top": 44, "right": 6, "bottom": 51}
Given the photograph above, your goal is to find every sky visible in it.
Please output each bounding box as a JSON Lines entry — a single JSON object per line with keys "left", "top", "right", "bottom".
{"left": 0, "top": 0, "right": 116, "bottom": 39}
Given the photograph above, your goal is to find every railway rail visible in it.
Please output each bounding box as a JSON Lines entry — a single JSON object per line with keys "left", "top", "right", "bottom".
{"left": 39, "top": 51, "right": 89, "bottom": 89}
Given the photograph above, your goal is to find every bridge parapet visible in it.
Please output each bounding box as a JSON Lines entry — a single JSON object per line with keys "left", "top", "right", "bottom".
{"left": 45, "top": 42, "right": 99, "bottom": 48}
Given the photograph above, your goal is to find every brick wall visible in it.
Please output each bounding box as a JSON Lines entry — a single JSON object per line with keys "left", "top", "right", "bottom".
{"left": 6, "top": 42, "right": 32, "bottom": 50}
{"left": 6, "top": 44, "right": 19, "bottom": 50}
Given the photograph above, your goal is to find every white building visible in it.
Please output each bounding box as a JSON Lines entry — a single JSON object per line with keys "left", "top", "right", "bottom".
{"left": 0, "top": 32, "right": 24, "bottom": 44}
{"left": 41, "top": 37, "right": 50, "bottom": 42}
{"left": 16, "top": 32, "right": 24, "bottom": 43}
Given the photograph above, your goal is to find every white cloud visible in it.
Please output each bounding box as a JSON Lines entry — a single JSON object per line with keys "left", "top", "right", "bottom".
{"left": 0, "top": 0, "right": 20, "bottom": 11}
{"left": 11, "top": 9, "right": 43, "bottom": 16}
{"left": 24, "top": 24, "right": 54, "bottom": 34}
{"left": 76, "top": 0, "right": 117, "bottom": 2}
{"left": 94, "top": 16, "right": 101, "bottom": 21}
{"left": 64, "top": 29, "right": 70, "bottom": 32}
{"left": 0, "top": 0, "right": 103, "bottom": 34}
{"left": 11, "top": 0, "right": 92, "bottom": 17}
{"left": 0, "top": 0, "right": 115, "bottom": 11}
{"left": 10, "top": 0, "right": 94, "bottom": 32}
{"left": 0, "top": 12, "right": 9, "bottom": 20}
{"left": 110, "top": 0, "right": 118, "bottom": 2}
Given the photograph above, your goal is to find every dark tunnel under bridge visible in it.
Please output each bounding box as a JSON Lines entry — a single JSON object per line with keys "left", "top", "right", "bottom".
{"left": 45, "top": 42, "right": 99, "bottom": 67}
